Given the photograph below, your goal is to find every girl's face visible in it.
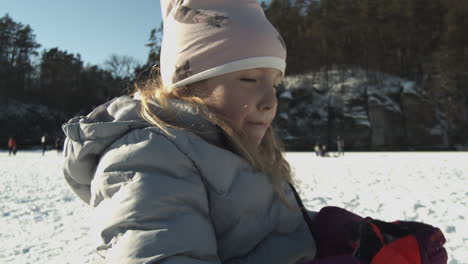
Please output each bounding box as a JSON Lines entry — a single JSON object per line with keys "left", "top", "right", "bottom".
{"left": 193, "top": 68, "right": 281, "bottom": 147}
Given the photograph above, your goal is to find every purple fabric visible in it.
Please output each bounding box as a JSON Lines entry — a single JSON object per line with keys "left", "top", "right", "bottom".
{"left": 307, "top": 207, "right": 448, "bottom": 264}
{"left": 309, "top": 206, "right": 363, "bottom": 259}
{"left": 395, "top": 221, "right": 448, "bottom": 264}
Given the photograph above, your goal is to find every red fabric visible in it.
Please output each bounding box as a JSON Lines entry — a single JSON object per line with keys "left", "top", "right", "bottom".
{"left": 308, "top": 207, "right": 446, "bottom": 264}
{"left": 393, "top": 221, "right": 448, "bottom": 264}
{"left": 371, "top": 236, "right": 422, "bottom": 264}
{"left": 369, "top": 222, "right": 385, "bottom": 244}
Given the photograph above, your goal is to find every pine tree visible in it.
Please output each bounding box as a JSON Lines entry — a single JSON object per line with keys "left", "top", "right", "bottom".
{"left": 0, "top": 14, "right": 40, "bottom": 100}
{"left": 39, "top": 48, "right": 83, "bottom": 112}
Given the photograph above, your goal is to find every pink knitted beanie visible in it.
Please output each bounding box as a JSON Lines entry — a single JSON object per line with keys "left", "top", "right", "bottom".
{"left": 160, "top": 0, "right": 287, "bottom": 89}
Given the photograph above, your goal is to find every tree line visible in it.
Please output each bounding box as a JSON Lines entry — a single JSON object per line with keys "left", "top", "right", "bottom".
{"left": 0, "top": 14, "right": 159, "bottom": 116}
{"left": 262, "top": 0, "right": 468, "bottom": 86}
{"left": 2, "top": 0, "right": 468, "bottom": 116}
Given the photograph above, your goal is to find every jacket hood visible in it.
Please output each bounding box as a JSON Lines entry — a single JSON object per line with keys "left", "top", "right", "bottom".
{"left": 62, "top": 95, "right": 222, "bottom": 204}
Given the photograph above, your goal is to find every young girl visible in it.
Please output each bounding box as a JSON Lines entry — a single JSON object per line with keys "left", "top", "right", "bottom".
{"left": 62, "top": 0, "right": 447, "bottom": 263}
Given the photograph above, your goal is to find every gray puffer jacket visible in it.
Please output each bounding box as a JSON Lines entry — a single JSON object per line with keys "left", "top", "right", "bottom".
{"left": 62, "top": 96, "right": 316, "bottom": 264}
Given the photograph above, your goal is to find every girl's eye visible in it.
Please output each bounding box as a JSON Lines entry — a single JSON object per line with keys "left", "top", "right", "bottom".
{"left": 240, "top": 78, "right": 257, "bottom": 83}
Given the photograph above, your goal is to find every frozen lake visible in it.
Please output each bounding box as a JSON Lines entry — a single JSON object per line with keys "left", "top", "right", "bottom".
{"left": 0, "top": 151, "right": 467, "bottom": 263}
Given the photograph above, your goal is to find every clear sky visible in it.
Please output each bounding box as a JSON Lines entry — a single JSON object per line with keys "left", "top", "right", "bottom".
{"left": 1, "top": 0, "right": 162, "bottom": 67}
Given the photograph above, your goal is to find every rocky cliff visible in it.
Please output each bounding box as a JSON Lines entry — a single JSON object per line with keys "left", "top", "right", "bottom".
{"left": 2, "top": 69, "right": 466, "bottom": 151}
{"left": 273, "top": 69, "right": 464, "bottom": 151}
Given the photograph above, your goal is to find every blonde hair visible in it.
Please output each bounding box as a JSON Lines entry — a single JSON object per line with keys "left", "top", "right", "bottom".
{"left": 135, "top": 69, "right": 294, "bottom": 205}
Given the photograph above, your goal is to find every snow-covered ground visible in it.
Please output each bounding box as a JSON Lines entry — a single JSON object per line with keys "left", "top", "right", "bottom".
{"left": 288, "top": 152, "right": 467, "bottom": 263}
{"left": 0, "top": 151, "right": 466, "bottom": 263}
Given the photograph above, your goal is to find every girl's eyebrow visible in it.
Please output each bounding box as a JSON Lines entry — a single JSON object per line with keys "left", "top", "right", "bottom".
{"left": 238, "top": 69, "right": 282, "bottom": 81}
{"left": 242, "top": 69, "right": 262, "bottom": 75}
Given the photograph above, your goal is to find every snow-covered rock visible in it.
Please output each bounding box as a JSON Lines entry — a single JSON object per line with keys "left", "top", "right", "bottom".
{"left": 274, "top": 69, "right": 450, "bottom": 150}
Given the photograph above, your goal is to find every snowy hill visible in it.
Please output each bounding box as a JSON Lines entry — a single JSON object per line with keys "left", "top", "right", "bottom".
{"left": 275, "top": 69, "right": 455, "bottom": 151}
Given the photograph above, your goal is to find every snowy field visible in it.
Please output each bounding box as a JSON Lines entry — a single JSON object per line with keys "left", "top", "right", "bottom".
{"left": 0, "top": 151, "right": 467, "bottom": 263}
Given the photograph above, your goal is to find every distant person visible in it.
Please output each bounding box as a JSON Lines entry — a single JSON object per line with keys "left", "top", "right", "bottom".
{"left": 336, "top": 136, "right": 344, "bottom": 156}
{"left": 41, "top": 135, "right": 47, "bottom": 156}
{"left": 8, "top": 136, "right": 17, "bottom": 156}
{"left": 55, "top": 137, "right": 62, "bottom": 154}
{"left": 314, "top": 143, "right": 321, "bottom": 156}
{"left": 60, "top": 1, "right": 447, "bottom": 263}
{"left": 321, "top": 144, "right": 328, "bottom": 157}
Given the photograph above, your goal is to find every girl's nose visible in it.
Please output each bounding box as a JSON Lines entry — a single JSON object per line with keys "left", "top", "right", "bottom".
{"left": 258, "top": 85, "right": 277, "bottom": 112}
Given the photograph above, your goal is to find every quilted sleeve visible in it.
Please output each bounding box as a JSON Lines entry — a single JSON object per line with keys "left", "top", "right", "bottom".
{"left": 90, "top": 128, "right": 221, "bottom": 264}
